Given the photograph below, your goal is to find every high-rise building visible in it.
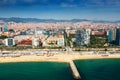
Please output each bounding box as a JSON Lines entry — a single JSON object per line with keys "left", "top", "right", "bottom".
{"left": 57, "top": 31, "right": 65, "bottom": 47}
{"left": 0, "top": 27, "right": 3, "bottom": 32}
{"left": 4, "top": 23, "right": 8, "bottom": 32}
{"left": 108, "top": 29, "right": 113, "bottom": 43}
{"left": 116, "top": 28, "right": 120, "bottom": 46}
{"left": 75, "top": 29, "right": 90, "bottom": 46}
{"left": 4, "top": 38, "right": 15, "bottom": 46}
{"left": 108, "top": 28, "right": 120, "bottom": 46}
{"left": 32, "top": 38, "right": 39, "bottom": 47}
{"left": 108, "top": 29, "right": 116, "bottom": 44}
{"left": 112, "top": 29, "right": 116, "bottom": 41}
{"left": 85, "top": 29, "right": 91, "bottom": 44}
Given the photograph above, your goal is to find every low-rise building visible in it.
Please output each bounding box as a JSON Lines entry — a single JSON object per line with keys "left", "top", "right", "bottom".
{"left": 32, "top": 37, "right": 40, "bottom": 47}
{"left": 3, "top": 38, "right": 15, "bottom": 46}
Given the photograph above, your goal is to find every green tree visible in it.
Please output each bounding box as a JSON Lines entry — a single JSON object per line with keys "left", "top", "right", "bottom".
{"left": 0, "top": 35, "right": 8, "bottom": 39}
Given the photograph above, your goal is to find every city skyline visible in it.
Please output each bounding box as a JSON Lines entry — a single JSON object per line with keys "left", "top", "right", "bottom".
{"left": 0, "top": 0, "right": 120, "bottom": 21}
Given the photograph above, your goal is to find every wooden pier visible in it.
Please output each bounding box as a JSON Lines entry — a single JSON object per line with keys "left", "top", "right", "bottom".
{"left": 69, "top": 60, "right": 81, "bottom": 80}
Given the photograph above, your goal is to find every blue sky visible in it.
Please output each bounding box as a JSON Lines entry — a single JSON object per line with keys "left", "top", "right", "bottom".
{"left": 0, "top": 0, "right": 120, "bottom": 21}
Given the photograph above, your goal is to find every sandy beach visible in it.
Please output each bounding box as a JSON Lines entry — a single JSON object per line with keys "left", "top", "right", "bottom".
{"left": 0, "top": 53, "right": 120, "bottom": 63}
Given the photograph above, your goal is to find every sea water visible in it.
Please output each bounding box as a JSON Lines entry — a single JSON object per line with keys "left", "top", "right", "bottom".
{"left": 0, "top": 62, "right": 74, "bottom": 80}
{"left": 74, "top": 59, "right": 120, "bottom": 80}
{"left": 1, "top": 59, "right": 120, "bottom": 80}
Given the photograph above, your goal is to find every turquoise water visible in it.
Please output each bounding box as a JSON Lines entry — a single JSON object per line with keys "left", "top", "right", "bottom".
{"left": 1, "top": 59, "right": 120, "bottom": 80}
{"left": 0, "top": 62, "right": 74, "bottom": 80}
{"left": 74, "top": 59, "right": 120, "bottom": 80}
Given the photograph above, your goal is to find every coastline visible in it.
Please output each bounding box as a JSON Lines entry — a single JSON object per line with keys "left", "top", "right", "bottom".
{"left": 0, "top": 54, "right": 120, "bottom": 63}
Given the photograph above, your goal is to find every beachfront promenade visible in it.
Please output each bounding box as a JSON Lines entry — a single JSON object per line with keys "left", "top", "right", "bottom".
{"left": 0, "top": 50, "right": 120, "bottom": 63}
{"left": 0, "top": 50, "right": 120, "bottom": 80}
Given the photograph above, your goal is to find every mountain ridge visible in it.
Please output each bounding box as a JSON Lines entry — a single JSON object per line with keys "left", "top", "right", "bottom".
{"left": 0, "top": 17, "right": 119, "bottom": 23}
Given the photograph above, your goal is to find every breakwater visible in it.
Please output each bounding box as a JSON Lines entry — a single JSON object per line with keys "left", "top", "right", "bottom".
{"left": 69, "top": 60, "right": 81, "bottom": 80}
